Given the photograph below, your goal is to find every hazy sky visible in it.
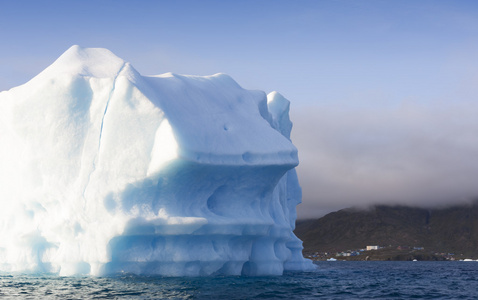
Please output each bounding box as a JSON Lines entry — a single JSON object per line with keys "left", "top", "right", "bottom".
{"left": 1, "top": 0, "right": 478, "bottom": 218}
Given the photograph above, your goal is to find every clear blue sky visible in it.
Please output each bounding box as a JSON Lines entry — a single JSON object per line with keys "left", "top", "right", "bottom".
{"left": 2, "top": 0, "right": 478, "bottom": 218}
{"left": 3, "top": 0, "right": 478, "bottom": 105}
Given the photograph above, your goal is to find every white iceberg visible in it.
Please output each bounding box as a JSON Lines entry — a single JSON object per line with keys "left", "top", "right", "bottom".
{"left": 0, "top": 46, "right": 314, "bottom": 276}
{"left": 326, "top": 258, "right": 337, "bottom": 261}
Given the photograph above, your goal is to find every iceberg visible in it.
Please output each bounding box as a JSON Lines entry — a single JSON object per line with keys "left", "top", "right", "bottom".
{"left": 0, "top": 46, "right": 314, "bottom": 276}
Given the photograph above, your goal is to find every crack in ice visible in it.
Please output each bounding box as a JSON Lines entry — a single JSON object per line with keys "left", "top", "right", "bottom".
{"left": 98, "top": 62, "right": 126, "bottom": 152}
{"left": 83, "top": 62, "right": 127, "bottom": 199}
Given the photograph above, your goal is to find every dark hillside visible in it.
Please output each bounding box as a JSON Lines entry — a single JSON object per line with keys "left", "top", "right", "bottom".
{"left": 295, "top": 201, "right": 478, "bottom": 257}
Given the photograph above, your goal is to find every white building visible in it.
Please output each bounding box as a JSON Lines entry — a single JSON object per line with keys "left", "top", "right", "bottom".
{"left": 366, "top": 245, "right": 379, "bottom": 250}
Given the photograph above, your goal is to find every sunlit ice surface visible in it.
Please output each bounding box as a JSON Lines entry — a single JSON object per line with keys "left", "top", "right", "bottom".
{"left": 0, "top": 46, "right": 314, "bottom": 276}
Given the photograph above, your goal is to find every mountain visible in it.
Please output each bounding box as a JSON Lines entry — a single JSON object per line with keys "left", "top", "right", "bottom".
{"left": 295, "top": 201, "right": 478, "bottom": 257}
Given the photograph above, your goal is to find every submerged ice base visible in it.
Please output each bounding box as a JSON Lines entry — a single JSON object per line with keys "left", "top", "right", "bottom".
{"left": 0, "top": 46, "right": 314, "bottom": 276}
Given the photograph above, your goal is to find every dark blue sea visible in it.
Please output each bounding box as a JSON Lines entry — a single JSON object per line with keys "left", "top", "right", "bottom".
{"left": 1, "top": 261, "right": 478, "bottom": 299}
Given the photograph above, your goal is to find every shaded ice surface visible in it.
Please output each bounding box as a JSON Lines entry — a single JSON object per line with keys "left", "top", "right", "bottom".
{"left": 0, "top": 46, "right": 314, "bottom": 276}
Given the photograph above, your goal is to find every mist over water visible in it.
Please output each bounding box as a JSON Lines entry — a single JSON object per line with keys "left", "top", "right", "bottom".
{"left": 292, "top": 102, "right": 478, "bottom": 219}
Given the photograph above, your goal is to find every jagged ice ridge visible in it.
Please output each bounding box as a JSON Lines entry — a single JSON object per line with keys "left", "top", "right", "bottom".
{"left": 0, "top": 46, "right": 314, "bottom": 276}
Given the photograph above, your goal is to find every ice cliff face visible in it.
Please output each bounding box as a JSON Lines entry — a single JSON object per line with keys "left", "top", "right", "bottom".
{"left": 0, "top": 46, "right": 314, "bottom": 276}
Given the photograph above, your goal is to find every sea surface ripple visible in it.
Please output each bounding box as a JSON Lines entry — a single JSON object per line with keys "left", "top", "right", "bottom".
{"left": 1, "top": 261, "right": 477, "bottom": 299}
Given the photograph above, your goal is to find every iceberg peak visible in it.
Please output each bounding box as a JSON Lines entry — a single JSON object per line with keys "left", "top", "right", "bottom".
{"left": 35, "top": 45, "right": 129, "bottom": 80}
{"left": 267, "top": 91, "right": 293, "bottom": 140}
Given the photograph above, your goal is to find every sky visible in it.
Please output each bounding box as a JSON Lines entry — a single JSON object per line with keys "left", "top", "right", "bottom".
{"left": 1, "top": 0, "right": 478, "bottom": 219}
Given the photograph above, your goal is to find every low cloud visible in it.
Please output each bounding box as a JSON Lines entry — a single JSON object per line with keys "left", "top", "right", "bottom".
{"left": 291, "top": 100, "right": 478, "bottom": 219}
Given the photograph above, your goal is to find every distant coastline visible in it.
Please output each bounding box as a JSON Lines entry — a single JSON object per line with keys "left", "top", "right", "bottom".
{"left": 306, "top": 246, "right": 475, "bottom": 262}
{"left": 295, "top": 201, "right": 478, "bottom": 261}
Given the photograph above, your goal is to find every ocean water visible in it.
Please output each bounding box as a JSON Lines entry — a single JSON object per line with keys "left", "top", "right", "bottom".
{"left": 1, "top": 261, "right": 477, "bottom": 299}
